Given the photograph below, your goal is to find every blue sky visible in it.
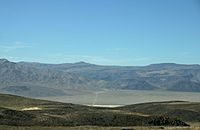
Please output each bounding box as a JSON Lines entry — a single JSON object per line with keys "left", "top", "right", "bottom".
{"left": 0, "top": 0, "right": 200, "bottom": 65}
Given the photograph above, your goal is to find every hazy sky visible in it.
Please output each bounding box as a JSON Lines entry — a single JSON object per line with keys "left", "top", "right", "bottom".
{"left": 0, "top": 0, "right": 200, "bottom": 65}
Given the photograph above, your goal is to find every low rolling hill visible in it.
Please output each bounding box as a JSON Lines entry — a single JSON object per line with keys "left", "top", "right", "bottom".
{"left": 119, "top": 101, "right": 200, "bottom": 122}
{"left": 0, "top": 93, "right": 191, "bottom": 127}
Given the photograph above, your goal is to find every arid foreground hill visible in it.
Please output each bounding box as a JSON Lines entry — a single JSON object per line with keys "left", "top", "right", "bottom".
{"left": 0, "top": 93, "right": 195, "bottom": 127}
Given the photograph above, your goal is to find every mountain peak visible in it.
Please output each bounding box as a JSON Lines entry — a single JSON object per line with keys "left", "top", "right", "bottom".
{"left": 75, "top": 61, "right": 87, "bottom": 63}
{"left": 74, "top": 61, "right": 91, "bottom": 65}
{"left": 0, "top": 58, "right": 9, "bottom": 64}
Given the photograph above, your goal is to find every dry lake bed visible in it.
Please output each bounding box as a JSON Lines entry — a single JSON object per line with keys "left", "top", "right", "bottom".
{"left": 38, "top": 90, "right": 200, "bottom": 107}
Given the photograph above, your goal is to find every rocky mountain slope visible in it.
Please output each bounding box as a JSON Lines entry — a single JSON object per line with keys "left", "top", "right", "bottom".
{"left": 1, "top": 58, "right": 200, "bottom": 97}
{"left": 0, "top": 59, "right": 94, "bottom": 96}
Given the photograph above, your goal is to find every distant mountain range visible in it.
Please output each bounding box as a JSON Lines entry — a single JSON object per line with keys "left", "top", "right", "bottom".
{"left": 1, "top": 58, "right": 200, "bottom": 97}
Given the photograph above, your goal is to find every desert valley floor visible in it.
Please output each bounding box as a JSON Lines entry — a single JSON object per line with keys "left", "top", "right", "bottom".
{"left": 37, "top": 90, "right": 200, "bottom": 107}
